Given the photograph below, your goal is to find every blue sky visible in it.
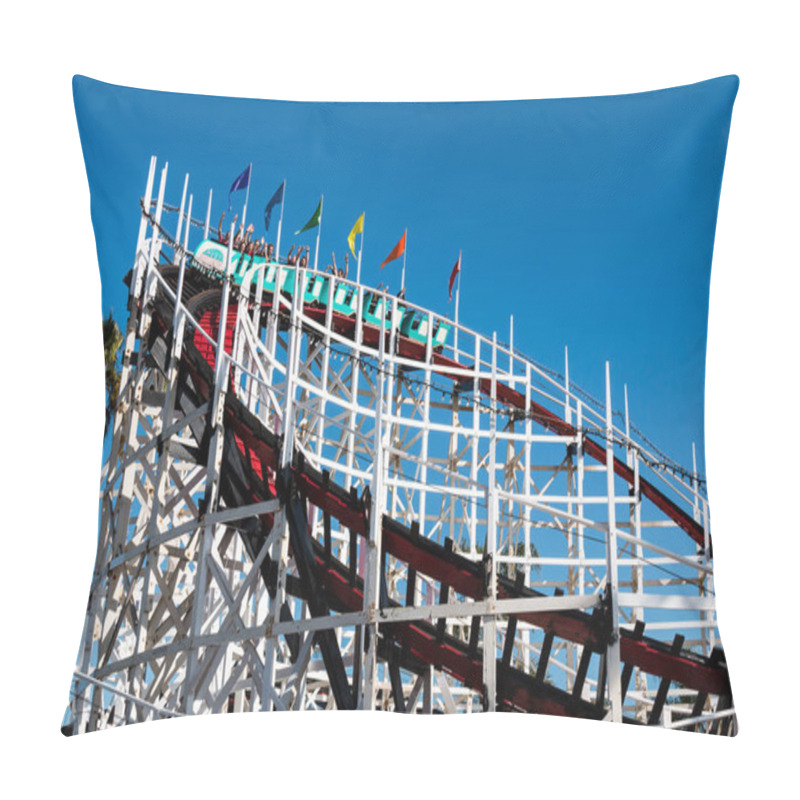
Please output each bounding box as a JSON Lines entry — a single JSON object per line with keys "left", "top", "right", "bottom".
{"left": 74, "top": 74, "right": 737, "bottom": 474}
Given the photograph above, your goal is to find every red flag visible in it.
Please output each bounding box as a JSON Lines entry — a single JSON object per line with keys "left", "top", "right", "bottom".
{"left": 379, "top": 230, "right": 406, "bottom": 269}
{"left": 448, "top": 252, "right": 461, "bottom": 301}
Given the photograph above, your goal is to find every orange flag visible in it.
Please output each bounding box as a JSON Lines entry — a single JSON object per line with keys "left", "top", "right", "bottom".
{"left": 379, "top": 230, "right": 407, "bottom": 269}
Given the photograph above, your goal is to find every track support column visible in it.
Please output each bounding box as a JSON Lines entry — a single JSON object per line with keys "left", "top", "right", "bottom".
{"left": 482, "top": 333, "right": 499, "bottom": 712}
{"left": 262, "top": 266, "right": 305, "bottom": 711}
{"left": 362, "top": 303, "right": 388, "bottom": 709}
{"left": 604, "top": 362, "right": 623, "bottom": 722}
{"left": 183, "top": 225, "right": 235, "bottom": 714}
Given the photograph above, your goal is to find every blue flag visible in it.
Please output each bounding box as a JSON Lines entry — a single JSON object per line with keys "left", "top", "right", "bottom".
{"left": 228, "top": 165, "right": 251, "bottom": 210}
{"left": 264, "top": 181, "right": 285, "bottom": 232}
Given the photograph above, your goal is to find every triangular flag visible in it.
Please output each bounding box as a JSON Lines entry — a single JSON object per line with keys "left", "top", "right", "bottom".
{"left": 264, "top": 181, "right": 285, "bottom": 232}
{"left": 448, "top": 252, "right": 461, "bottom": 301}
{"left": 228, "top": 164, "right": 251, "bottom": 210}
{"left": 380, "top": 230, "right": 407, "bottom": 269}
{"left": 295, "top": 199, "right": 322, "bottom": 235}
{"left": 348, "top": 212, "right": 364, "bottom": 257}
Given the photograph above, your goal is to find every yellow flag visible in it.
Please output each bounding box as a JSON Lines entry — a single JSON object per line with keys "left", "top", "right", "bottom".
{"left": 347, "top": 212, "right": 364, "bottom": 257}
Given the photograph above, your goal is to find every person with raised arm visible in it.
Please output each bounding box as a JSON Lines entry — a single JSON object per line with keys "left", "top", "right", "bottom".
{"left": 232, "top": 214, "right": 241, "bottom": 249}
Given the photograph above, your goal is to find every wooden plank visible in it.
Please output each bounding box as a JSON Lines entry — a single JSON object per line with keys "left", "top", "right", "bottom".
{"left": 648, "top": 634, "right": 684, "bottom": 725}
{"left": 406, "top": 567, "right": 417, "bottom": 608}
{"left": 324, "top": 511, "right": 331, "bottom": 565}
{"left": 502, "top": 615, "right": 518, "bottom": 668}
{"left": 536, "top": 588, "right": 562, "bottom": 683}
{"left": 436, "top": 539, "right": 454, "bottom": 642}
{"left": 573, "top": 608, "right": 599, "bottom": 699}
{"left": 620, "top": 619, "right": 646, "bottom": 702}
{"left": 573, "top": 645, "right": 592, "bottom": 699}
{"left": 388, "top": 642, "right": 406, "bottom": 714}
{"left": 468, "top": 616, "right": 480, "bottom": 657}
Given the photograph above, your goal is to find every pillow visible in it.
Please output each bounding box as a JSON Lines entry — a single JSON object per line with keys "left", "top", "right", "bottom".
{"left": 64, "top": 74, "right": 738, "bottom": 734}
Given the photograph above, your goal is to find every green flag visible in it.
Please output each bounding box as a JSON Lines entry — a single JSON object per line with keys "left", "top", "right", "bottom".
{"left": 295, "top": 199, "right": 322, "bottom": 235}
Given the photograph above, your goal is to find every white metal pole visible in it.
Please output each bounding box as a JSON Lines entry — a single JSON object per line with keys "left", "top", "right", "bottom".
{"left": 175, "top": 173, "right": 189, "bottom": 245}
{"left": 624, "top": 384, "right": 630, "bottom": 440}
{"left": 175, "top": 194, "right": 193, "bottom": 319}
{"left": 453, "top": 257, "right": 461, "bottom": 359}
{"left": 508, "top": 316, "right": 514, "bottom": 399}
{"left": 401, "top": 229, "right": 407, "bottom": 292}
{"left": 314, "top": 195, "right": 323, "bottom": 272}
{"left": 241, "top": 162, "right": 252, "bottom": 234}
{"left": 456, "top": 256, "right": 461, "bottom": 322}
{"left": 356, "top": 213, "right": 364, "bottom": 285}
{"left": 565, "top": 346, "right": 572, "bottom": 425}
{"left": 204, "top": 188, "right": 212, "bottom": 239}
{"left": 133, "top": 156, "right": 157, "bottom": 293}
{"left": 275, "top": 180, "right": 285, "bottom": 263}
{"left": 137, "top": 162, "right": 168, "bottom": 335}
{"left": 692, "top": 441, "right": 709, "bottom": 656}
{"left": 692, "top": 442, "right": 701, "bottom": 522}
{"left": 137, "top": 156, "right": 157, "bottom": 243}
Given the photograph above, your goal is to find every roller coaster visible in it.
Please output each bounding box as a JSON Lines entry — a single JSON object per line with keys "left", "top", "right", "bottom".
{"left": 193, "top": 239, "right": 452, "bottom": 350}
{"left": 66, "top": 157, "right": 735, "bottom": 733}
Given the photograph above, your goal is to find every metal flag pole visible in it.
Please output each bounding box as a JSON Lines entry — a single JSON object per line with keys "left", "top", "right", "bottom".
{"left": 275, "top": 180, "right": 286, "bottom": 263}
{"left": 401, "top": 228, "right": 407, "bottom": 292}
{"left": 356, "top": 213, "right": 365, "bottom": 285}
{"left": 241, "top": 162, "right": 252, "bottom": 234}
{"left": 455, "top": 252, "right": 461, "bottom": 326}
{"left": 203, "top": 188, "right": 212, "bottom": 239}
{"left": 175, "top": 173, "right": 189, "bottom": 246}
{"left": 454, "top": 252, "right": 461, "bottom": 358}
{"left": 314, "top": 195, "right": 323, "bottom": 272}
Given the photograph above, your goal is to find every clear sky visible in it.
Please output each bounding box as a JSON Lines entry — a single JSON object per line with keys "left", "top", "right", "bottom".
{"left": 73, "top": 74, "right": 738, "bottom": 474}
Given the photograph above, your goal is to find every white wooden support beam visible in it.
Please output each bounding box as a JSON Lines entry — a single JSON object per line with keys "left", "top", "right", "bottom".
{"left": 362, "top": 301, "right": 387, "bottom": 709}
{"left": 483, "top": 486, "right": 498, "bottom": 712}
{"left": 483, "top": 332, "right": 499, "bottom": 712}
{"left": 604, "top": 362, "right": 623, "bottom": 722}
{"left": 263, "top": 266, "right": 305, "bottom": 711}
{"left": 469, "top": 335, "right": 480, "bottom": 553}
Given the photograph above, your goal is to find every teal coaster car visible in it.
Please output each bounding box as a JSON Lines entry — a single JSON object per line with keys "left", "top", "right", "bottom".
{"left": 191, "top": 238, "right": 450, "bottom": 350}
